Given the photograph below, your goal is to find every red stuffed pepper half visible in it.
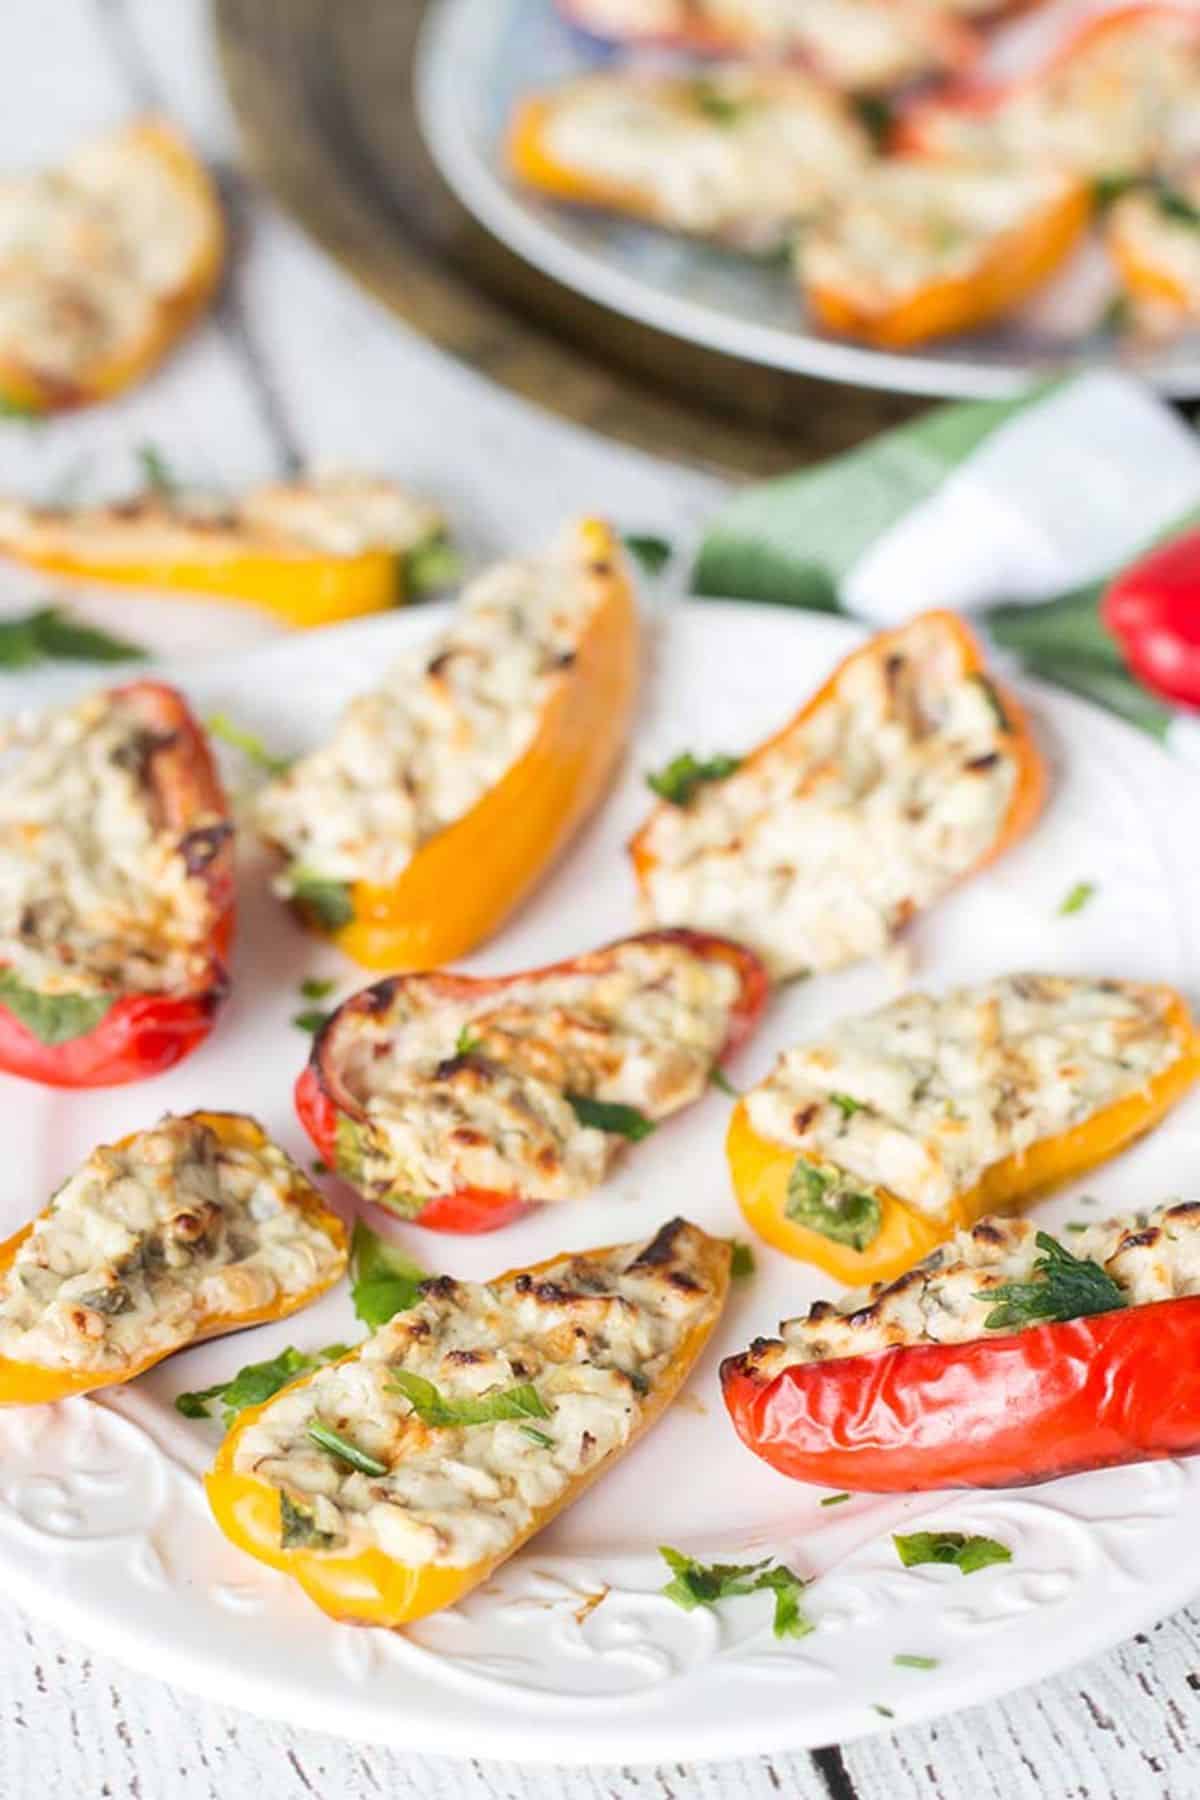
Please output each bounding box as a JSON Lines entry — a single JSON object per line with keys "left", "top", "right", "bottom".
{"left": 722, "top": 1201, "right": 1200, "bottom": 1491}
{"left": 296, "top": 927, "right": 768, "bottom": 1234}
{"left": 0, "top": 680, "right": 234, "bottom": 1087}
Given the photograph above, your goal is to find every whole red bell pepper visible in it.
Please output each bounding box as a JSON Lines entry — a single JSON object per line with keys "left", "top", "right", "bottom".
{"left": 1103, "top": 528, "right": 1200, "bottom": 712}
{"left": 721, "top": 1296, "right": 1200, "bottom": 1491}
{"left": 296, "top": 927, "right": 769, "bottom": 1235}
{"left": 0, "top": 680, "right": 234, "bottom": 1088}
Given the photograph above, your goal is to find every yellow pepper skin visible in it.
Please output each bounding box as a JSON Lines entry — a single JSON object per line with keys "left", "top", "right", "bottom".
{"left": 323, "top": 518, "right": 640, "bottom": 970}
{"left": 728, "top": 990, "right": 1200, "bottom": 1285}
{"left": 0, "top": 1112, "right": 348, "bottom": 1407}
{"left": 0, "top": 120, "right": 224, "bottom": 416}
{"left": 205, "top": 1228, "right": 731, "bottom": 1628}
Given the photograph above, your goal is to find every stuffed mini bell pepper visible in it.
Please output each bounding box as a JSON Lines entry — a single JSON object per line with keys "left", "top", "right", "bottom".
{"left": 256, "top": 518, "right": 640, "bottom": 970}
{"left": 0, "top": 680, "right": 235, "bottom": 1087}
{"left": 509, "top": 67, "right": 870, "bottom": 253}
{"left": 0, "top": 474, "right": 451, "bottom": 629}
{"left": 1106, "top": 169, "right": 1200, "bottom": 330}
{"left": 0, "top": 118, "right": 223, "bottom": 414}
{"left": 630, "top": 610, "right": 1045, "bottom": 982}
{"left": 722, "top": 1199, "right": 1200, "bottom": 1490}
{"left": 296, "top": 928, "right": 768, "bottom": 1233}
{"left": 729, "top": 973, "right": 1200, "bottom": 1285}
{"left": 0, "top": 1111, "right": 348, "bottom": 1406}
{"left": 207, "top": 1217, "right": 729, "bottom": 1626}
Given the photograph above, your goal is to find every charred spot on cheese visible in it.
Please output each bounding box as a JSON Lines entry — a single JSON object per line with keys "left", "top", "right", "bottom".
{"left": 257, "top": 527, "right": 611, "bottom": 900}
{"left": 0, "top": 689, "right": 224, "bottom": 1011}
{"left": 319, "top": 936, "right": 744, "bottom": 1208}
{"left": 637, "top": 614, "right": 1025, "bottom": 980}
{"left": 231, "top": 1219, "right": 725, "bottom": 1568}
{"left": 0, "top": 1115, "right": 345, "bottom": 1375}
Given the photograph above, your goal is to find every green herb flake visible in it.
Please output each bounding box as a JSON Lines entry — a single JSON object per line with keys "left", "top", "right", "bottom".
{"left": 622, "top": 533, "right": 673, "bottom": 576}
{"left": 350, "top": 1219, "right": 426, "bottom": 1329}
{"left": 137, "top": 443, "right": 177, "bottom": 497}
{"left": 786, "top": 1158, "right": 881, "bottom": 1251}
{"left": 893, "top": 1530, "right": 1011, "bottom": 1576}
{"left": 1058, "top": 880, "right": 1096, "bottom": 916}
{"left": 299, "top": 977, "right": 335, "bottom": 1001}
{"left": 288, "top": 868, "right": 355, "bottom": 932}
{"left": 977, "top": 1230, "right": 1126, "bottom": 1332}
{"left": 455, "top": 1024, "right": 481, "bottom": 1057}
{"left": 307, "top": 1418, "right": 388, "bottom": 1478}
{"left": 971, "top": 673, "right": 1010, "bottom": 733}
{"left": 658, "top": 1547, "right": 813, "bottom": 1640}
{"left": 0, "top": 394, "right": 43, "bottom": 421}
{"left": 688, "top": 80, "right": 747, "bottom": 126}
{"left": 1156, "top": 182, "right": 1200, "bottom": 228}
{"left": 873, "top": 1703, "right": 896, "bottom": 1719}
{"left": 729, "top": 1240, "right": 756, "bottom": 1280}
{"left": 829, "top": 1092, "right": 865, "bottom": 1119}
{"left": 0, "top": 605, "right": 146, "bottom": 671}
{"left": 279, "top": 1490, "right": 335, "bottom": 1551}
{"left": 0, "top": 972, "right": 114, "bottom": 1045}
{"left": 566, "top": 1093, "right": 656, "bottom": 1141}
{"left": 292, "top": 1008, "right": 332, "bottom": 1036}
{"left": 175, "top": 1343, "right": 349, "bottom": 1428}
{"left": 402, "top": 533, "right": 462, "bottom": 597}
{"left": 1065, "top": 1221, "right": 1088, "bottom": 1234}
{"left": 206, "top": 712, "right": 291, "bottom": 776}
{"left": 710, "top": 1064, "right": 739, "bottom": 1097}
{"left": 1100, "top": 294, "right": 1132, "bottom": 335}
{"left": 311, "top": 1159, "right": 329, "bottom": 1176}
{"left": 646, "top": 750, "right": 741, "bottom": 807}
{"left": 894, "top": 1654, "right": 939, "bottom": 1671}
{"left": 1093, "top": 172, "right": 1140, "bottom": 210}
{"left": 388, "top": 1369, "right": 551, "bottom": 1428}
{"left": 520, "top": 1425, "right": 555, "bottom": 1449}
{"left": 821, "top": 1492, "right": 851, "bottom": 1508}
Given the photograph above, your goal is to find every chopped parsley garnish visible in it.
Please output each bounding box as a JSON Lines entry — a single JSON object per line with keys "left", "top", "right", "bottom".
{"left": 520, "top": 1425, "right": 555, "bottom": 1449}
{"left": 894, "top": 1654, "right": 939, "bottom": 1671}
{"left": 206, "top": 712, "right": 291, "bottom": 776}
{"left": 292, "top": 1008, "right": 332, "bottom": 1036}
{"left": 1157, "top": 183, "right": 1200, "bottom": 228}
{"left": 1093, "top": 172, "right": 1140, "bottom": 210}
{"left": 622, "top": 533, "right": 673, "bottom": 576}
{"left": 893, "top": 1531, "right": 1011, "bottom": 1576}
{"left": 977, "top": 1230, "right": 1126, "bottom": 1332}
{"left": 311, "top": 1159, "right": 329, "bottom": 1176}
{"left": 688, "top": 80, "right": 747, "bottom": 125}
{"left": 349, "top": 1220, "right": 426, "bottom": 1329}
{"left": 299, "top": 977, "right": 335, "bottom": 1000}
{"left": 786, "top": 1158, "right": 881, "bottom": 1251}
{"left": 175, "top": 1343, "right": 349, "bottom": 1427}
{"left": 1058, "top": 880, "right": 1096, "bottom": 916}
{"left": 137, "top": 442, "right": 177, "bottom": 497}
{"left": 0, "top": 973, "right": 114, "bottom": 1045}
{"left": 402, "top": 533, "right": 462, "bottom": 597}
{"left": 710, "top": 1064, "right": 739, "bottom": 1097}
{"left": 0, "top": 605, "right": 146, "bottom": 671}
{"left": 851, "top": 93, "right": 893, "bottom": 148}
{"left": 646, "top": 750, "right": 741, "bottom": 807}
{"left": 658, "top": 1548, "right": 813, "bottom": 1640}
{"left": 279, "top": 1491, "right": 335, "bottom": 1550}
{"left": 873, "top": 1703, "right": 896, "bottom": 1719}
{"left": 1065, "top": 1221, "right": 1088, "bottom": 1234}
{"left": 820, "top": 1492, "right": 851, "bottom": 1508}
{"left": 566, "top": 1093, "right": 656, "bottom": 1141}
{"left": 288, "top": 868, "right": 354, "bottom": 932}
{"left": 455, "top": 1024, "right": 482, "bottom": 1056}
{"left": 307, "top": 1419, "right": 388, "bottom": 1477}
{"left": 829, "top": 1092, "right": 865, "bottom": 1119}
{"left": 387, "top": 1370, "right": 551, "bottom": 1428}
{"left": 729, "top": 1240, "right": 756, "bottom": 1280}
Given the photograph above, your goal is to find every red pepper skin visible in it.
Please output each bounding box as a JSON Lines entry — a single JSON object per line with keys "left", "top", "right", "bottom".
{"left": 295, "top": 928, "right": 769, "bottom": 1236}
{"left": 1103, "top": 530, "right": 1200, "bottom": 712}
{"left": 0, "top": 681, "right": 234, "bottom": 1089}
{"left": 721, "top": 1296, "right": 1200, "bottom": 1492}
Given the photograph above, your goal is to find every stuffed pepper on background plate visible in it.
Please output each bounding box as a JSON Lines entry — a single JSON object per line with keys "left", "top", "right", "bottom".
{"left": 509, "top": 66, "right": 870, "bottom": 252}
{"left": 0, "top": 681, "right": 234, "bottom": 1087}
{"left": 0, "top": 1112, "right": 348, "bottom": 1406}
{"left": 553, "top": 0, "right": 976, "bottom": 94}
{"left": 256, "top": 518, "right": 639, "bottom": 970}
{"left": 1106, "top": 167, "right": 1200, "bottom": 328}
{"left": 207, "top": 1217, "right": 729, "bottom": 1626}
{"left": 722, "top": 1199, "right": 1200, "bottom": 1490}
{"left": 295, "top": 929, "right": 768, "bottom": 1233}
{"left": 630, "top": 610, "right": 1044, "bottom": 982}
{"left": 0, "top": 118, "right": 223, "bottom": 414}
{"left": 0, "top": 473, "right": 451, "bottom": 629}
{"left": 728, "top": 973, "right": 1200, "bottom": 1284}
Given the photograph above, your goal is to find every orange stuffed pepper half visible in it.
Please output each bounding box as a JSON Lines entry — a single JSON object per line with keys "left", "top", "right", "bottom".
{"left": 728, "top": 973, "right": 1200, "bottom": 1285}
{"left": 630, "top": 610, "right": 1045, "bottom": 983}
{"left": 0, "top": 680, "right": 235, "bottom": 1088}
{"left": 207, "top": 1217, "right": 729, "bottom": 1627}
{"left": 296, "top": 928, "right": 769, "bottom": 1233}
{"left": 0, "top": 1112, "right": 347, "bottom": 1406}
{"left": 255, "top": 519, "right": 640, "bottom": 970}
{"left": 0, "top": 118, "right": 223, "bottom": 414}
{"left": 722, "top": 1198, "right": 1200, "bottom": 1492}
{"left": 0, "top": 474, "right": 451, "bottom": 629}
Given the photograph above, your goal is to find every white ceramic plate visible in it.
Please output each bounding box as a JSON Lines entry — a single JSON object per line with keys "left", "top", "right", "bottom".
{"left": 3, "top": 600, "right": 1200, "bottom": 1760}
{"left": 416, "top": 0, "right": 1200, "bottom": 400}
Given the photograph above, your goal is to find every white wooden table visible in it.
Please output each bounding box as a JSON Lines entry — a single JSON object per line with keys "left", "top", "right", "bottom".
{"left": 2, "top": 5, "right": 1199, "bottom": 1795}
